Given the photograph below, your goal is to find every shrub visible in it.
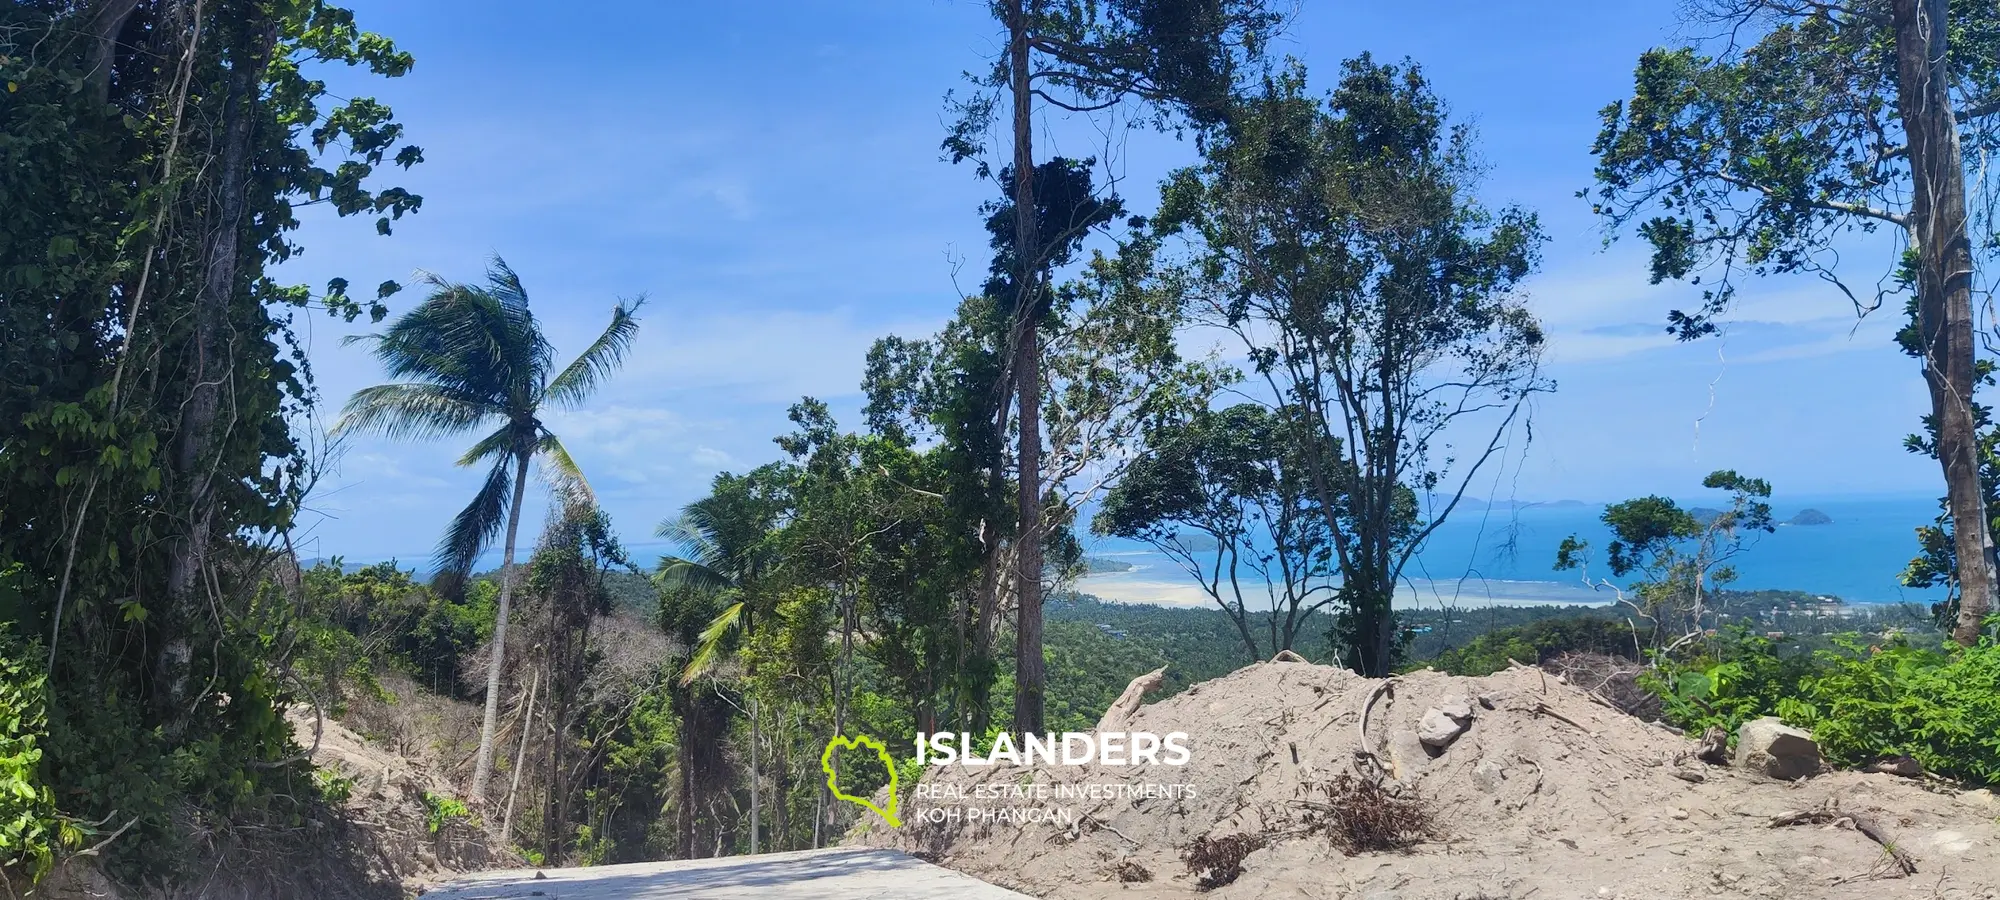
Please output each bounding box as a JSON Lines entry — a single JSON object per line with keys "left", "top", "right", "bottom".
{"left": 1183, "top": 833, "right": 1262, "bottom": 890}
{"left": 1647, "top": 626, "right": 2000, "bottom": 785}
{"left": 1776, "top": 636, "right": 2000, "bottom": 785}
{"left": 313, "top": 770, "right": 354, "bottom": 806}
{"left": 1644, "top": 628, "right": 1819, "bottom": 738}
{"left": 1299, "top": 773, "right": 1433, "bottom": 854}
{"left": 0, "top": 631, "right": 70, "bottom": 882}
{"left": 420, "top": 791, "right": 475, "bottom": 835}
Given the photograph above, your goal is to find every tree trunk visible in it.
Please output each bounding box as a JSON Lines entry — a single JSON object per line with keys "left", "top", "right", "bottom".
{"left": 1008, "top": 0, "right": 1047, "bottom": 737}
{"left": 158, "top": 13, "right": 274, "bottom": 735}
{"left": 87, "top": 0, "right": 142, "bottom": 106}
{"left": 825, "top": 590, "right": 856, "bottom": 838}
{"left": 500, "top": 670, "right": 539, "bottom": 841}
{"left": 748, "top": 694, "right": 760, "bottom": 854}
{"left": 1893, "top": 0, "right": 1994, "bottom": 646}
{"left": 471, "top": 451, "right": 531, "bottom": 798}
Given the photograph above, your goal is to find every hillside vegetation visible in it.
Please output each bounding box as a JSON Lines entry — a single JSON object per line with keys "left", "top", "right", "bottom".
{"left": 8, "top": 0, "right": 2000, "bottom": 895}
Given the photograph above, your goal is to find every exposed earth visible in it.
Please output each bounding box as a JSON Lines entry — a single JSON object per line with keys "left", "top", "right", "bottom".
{"left": 854, "top": 660, "right": 2000, "bottom": 899}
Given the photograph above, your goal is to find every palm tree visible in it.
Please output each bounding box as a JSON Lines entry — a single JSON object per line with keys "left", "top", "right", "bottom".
{"left": 337, "top": 256, "right": 642, "bottom": 800}
{"left": 657, "top": 480, "right": 782, "bottom": 851}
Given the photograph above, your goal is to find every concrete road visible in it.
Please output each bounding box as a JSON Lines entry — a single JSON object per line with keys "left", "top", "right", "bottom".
{"left": 419, "top": 847, "right": 1036, "bottom": 899}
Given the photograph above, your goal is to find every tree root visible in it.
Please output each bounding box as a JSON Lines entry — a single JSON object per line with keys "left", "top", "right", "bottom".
{"left": 1770, "top": 798, "right": 1917, "bottom": 875}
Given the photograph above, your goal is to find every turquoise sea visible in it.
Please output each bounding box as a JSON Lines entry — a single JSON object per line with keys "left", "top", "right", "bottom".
{"left": 1071, "top": 494, "right": 1950, "bottom": 609}
{"left": 362, "top": 494, "right": 1949, "bottom": 610}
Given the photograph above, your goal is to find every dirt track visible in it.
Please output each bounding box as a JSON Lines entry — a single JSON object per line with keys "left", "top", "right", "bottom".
{"left": 419, "top": 847, "right": 1034, "bottom": 899}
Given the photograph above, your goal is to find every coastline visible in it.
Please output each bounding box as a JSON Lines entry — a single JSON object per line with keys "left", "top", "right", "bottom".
{"left": 1070, "top": 571, "right": 1613, "bottom": 610}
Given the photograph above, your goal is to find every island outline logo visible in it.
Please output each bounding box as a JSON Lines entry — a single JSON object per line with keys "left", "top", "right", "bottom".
{"left": 821, "top": 733, "right": 901, "bottom": 828}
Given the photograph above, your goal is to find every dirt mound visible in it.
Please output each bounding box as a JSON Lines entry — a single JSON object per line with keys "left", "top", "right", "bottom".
{"left": 853, "top": 660, "right": 2000, "bottom": 899}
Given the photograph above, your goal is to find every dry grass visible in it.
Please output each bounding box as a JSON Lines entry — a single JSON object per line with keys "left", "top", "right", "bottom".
{"left": 340, "top": 670, "right": 482, "bottom": 781}
{"left": 1542, "top": 652, "right": 1661, "bottom": 720}
{"left": 1109, "top": 858, "right": 1153, "bottom": 883}
{"left": 1183, "top": 833, "right": 1263, "bottom": 890}
{"left": 1297, "top": 774, "right": 1435, "bottom": 855}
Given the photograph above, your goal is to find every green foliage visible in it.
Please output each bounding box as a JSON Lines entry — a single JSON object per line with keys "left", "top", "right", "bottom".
{"left": 1774, "top": 636, "right": 2000, "bottom": 784}
{"left": 0, "top": 632, "right": 67, "bottom": 882}
{"left": 419, "top": 791, "right": 474, "bottom": 835}
{"left": 1645, "top": 629, "right": 1817, "bottom": 739}
{"left": 313, "top": 770, "right": 355, "bottom": 807}
{"left": 581, "top": 686, "right": 678, "bottom": 864}
{"left": 292, "top": 560, "right": 493, "bottom": 699}
{"left": 1, "top": 0, "right": 425, "bottom": 882}
{"left": 1095, "top": 403, "right": 1336, "bottom": 662}
{"left": 1556, "top": 471, "right": 1774, "bottom": 642}
{"left": 1648, "top": 625, "right": 2000, "bottom": 785}
{"left": 336, "top": 258, "right": 642, "bottom": 581}
{"left": 1587, "top": 5, "right": 2000, "bottom": 337}
{"left": 1423, "top": 615, "right": 1642, "bottom": 677}
{"left": 1156, "top": 55, "right": 1547, "bottom": 676}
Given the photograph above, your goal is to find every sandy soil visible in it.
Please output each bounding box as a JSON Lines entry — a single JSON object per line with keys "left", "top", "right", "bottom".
{"left": 854, "top": 660, "right": 2000, "bottom": 900}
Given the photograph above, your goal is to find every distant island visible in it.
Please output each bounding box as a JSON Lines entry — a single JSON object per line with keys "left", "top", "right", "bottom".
{"left": 1082, "top": 556, "right": 1137, "bottom": 574}
{"left": 1455, "top": 498, "right": 1590, "bottom": 512}
{"left": 1168, "top": 532, "right": 1222, "bottom": 552}
{"left": 1682, "top": 506, "right": 1832, "bottom": 527}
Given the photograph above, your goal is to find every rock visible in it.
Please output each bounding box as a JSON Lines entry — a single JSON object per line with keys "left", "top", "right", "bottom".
{"left": 1418, "top": 707, "right": 1471, "bottom": 750}
{"left": 1437, "top": 697, "right": 1475, "bottom": 722}
{"left": 1957, "top": 788, "right": 1996, "bottom": 811}
{"left": 1695, "top": 726, "right": 1729, "bottom": 765}
{"left": 1472, "top": 757, "right": 1508, "bottom": 792}
{"left": 1734, "top": 717, "right": 1822, "bottom": 780}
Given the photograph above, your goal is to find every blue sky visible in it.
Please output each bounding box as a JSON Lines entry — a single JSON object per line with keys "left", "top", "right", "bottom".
{"left": 280, "top": 0, "right": 1941, "bottom": 566}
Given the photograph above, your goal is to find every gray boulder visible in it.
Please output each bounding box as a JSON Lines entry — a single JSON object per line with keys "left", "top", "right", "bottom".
{"left": 1734, "top": 717, "right": 1823, "bottom": 780}
{"left": 1418, "top": 703, "right": 1474, "bottom": 750}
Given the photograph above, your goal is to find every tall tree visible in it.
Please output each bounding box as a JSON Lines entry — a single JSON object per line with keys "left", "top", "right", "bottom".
{"left": 2, "top": 0, "right": 422, "bottom": 877}
{"left": 1587, "top": 0, "right": 2000, "bottom": 645}
{"left": 1555, "top": 471, "right": 1777, "bottom": 651}
{"left": 863, "top": 307, "right": 1013, "bottom": 734}
{"left": 337, "top": 258, "right": 641, "bottom": 800}
{"left": 522, "top": 493, "right": 634, "bottom": 861}
{"left": 951, "top": 0, "right": 1284, "bottom": 734}
{"left": 656, "top": 465, "right": 790, "bottom": 852}
{"left": 1158, "top": 57, "right": 1549, "bottom": 676}
{"left": 1096, "top": 403, "right": 1338, "bottom": 662}
{"left": 862, "top": 189, "right": 1215, "bottom": 730}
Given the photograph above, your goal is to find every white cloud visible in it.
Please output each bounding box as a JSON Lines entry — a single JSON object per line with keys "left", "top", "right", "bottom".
{"left": 689, "top": 446, "right": 738, "bottom": 467}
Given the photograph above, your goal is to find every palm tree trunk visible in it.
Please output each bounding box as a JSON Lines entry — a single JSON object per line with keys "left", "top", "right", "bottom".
{"left": 472, "top": 452, "right": 531, "bottom": 799}
{"left": 748, "top": 694, "right": 760, "bottom": 854}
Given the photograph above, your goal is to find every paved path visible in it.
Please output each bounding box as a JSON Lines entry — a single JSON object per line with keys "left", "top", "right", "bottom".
{"left": 420, "top": 847, "right": 1035, "bottom": 899}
